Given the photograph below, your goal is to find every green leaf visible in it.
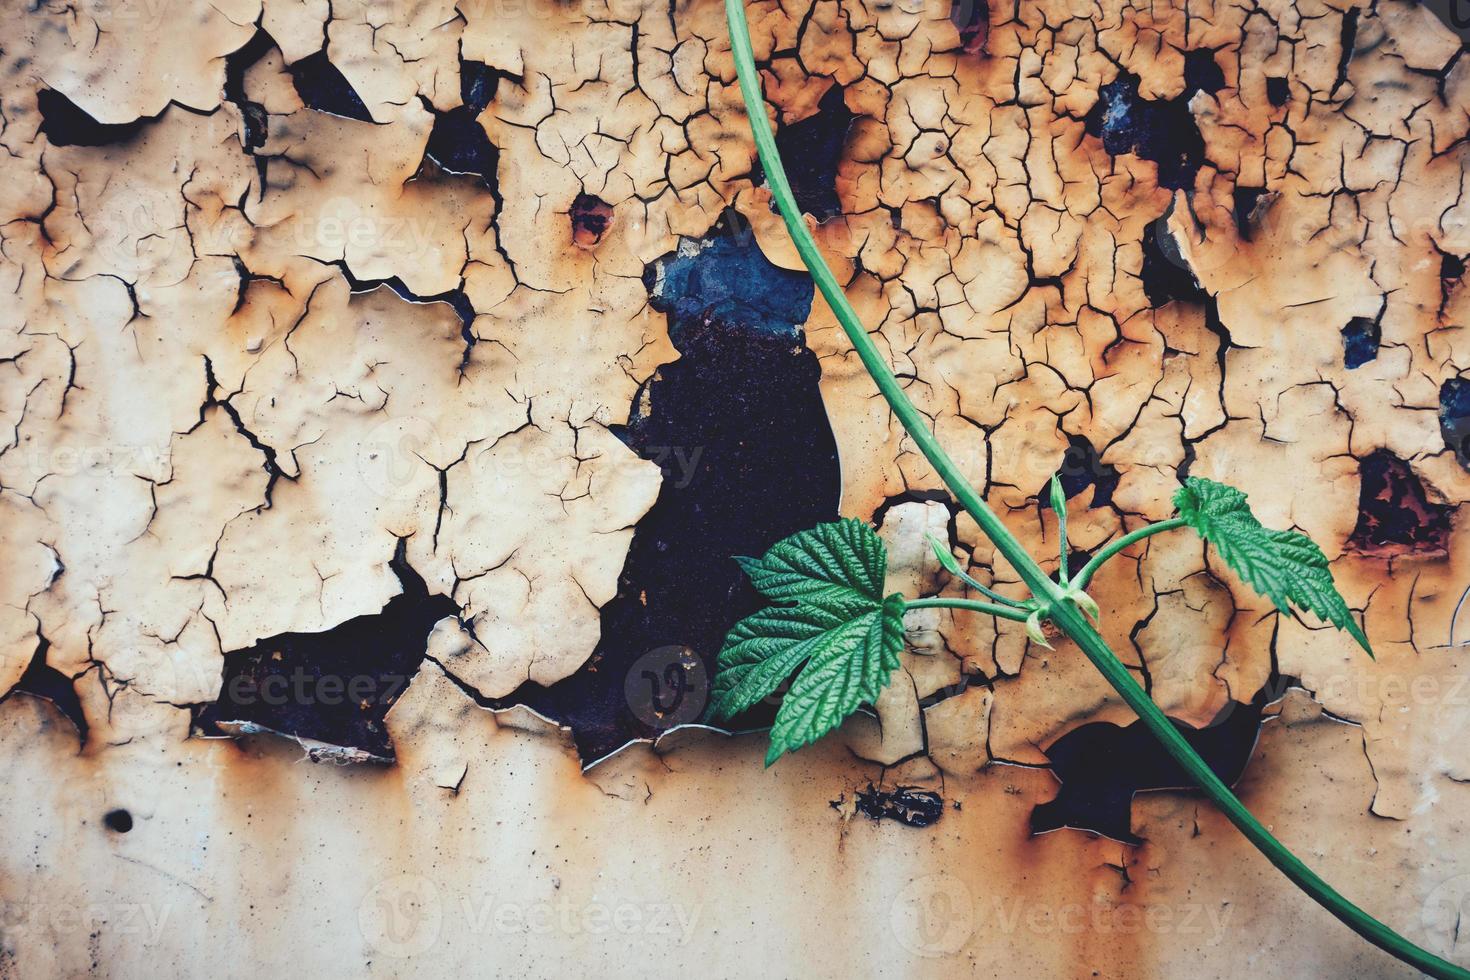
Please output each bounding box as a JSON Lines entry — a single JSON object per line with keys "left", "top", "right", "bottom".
{"left": 707, "top": 519, "right": 905, "bottom": 765}
{"left": 924, "top": 530, "right": 1029, "bottom": 609}
{"left": 1174, "top": 477, "right": 1373, "bottom": 657}
{"left": 1024, "top": 608, "right": 1054, "bottom": 650}
{"left": 732, "top": 517, "right": 888, "bottom": 604}
{"left": 1065, "top": 586, "right": 1101, "bottom": 625}
{"left": 925, "top": 530, "right": 966, "bottom": 579}
{"left": 1048, "top": 473, "right": 1068, "bottom": 518}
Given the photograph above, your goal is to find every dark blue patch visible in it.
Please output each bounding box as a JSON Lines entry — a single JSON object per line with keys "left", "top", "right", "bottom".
{"left": 497, "top": 213, "right": 841, "bottom": 762}
{"left": 194, "top": 539, "right": 460, "bottom": 761}
{"left": 1, "top": 630, "right": 86, "bottom": 745}
{"left": 1347, "top": 451, "right": 1453, "bottom": 556}
{"left": 288, "top": 50, "right": 375, "bottom": 122}
{"left": 460, "top": 57, "right": 499, "bottom": 112}
{"left": 1266, "top": 76, "right": 1290, "bottom": 107}
{"left": 1044, "top": 433, "right": 1120, "bottom": 508}
{"left": 1086, "top": 53, "right": 1225, "bottom": 190}
{"left": 1331, "top": 8, "right": 1359, "bottom": 99}
{"left": 645, "top": 225, "right": 815, "bottom": 340}
{"left": 855, "top": 785, "right": 945, "bottom": 827}
{"left": 774, "top": 83, "right": 855, "bottom": 222}
{"left": 1086, "top": 73, "right": 1207, "bottom": 190}
{"left": 1442, "top": 377, "right": 1470, "bottom": 467}
{"left": 1140, "top": 217, "right": 1207, "bottom": 306}
{"left": 1342, "top": 316, "right": 1380, "bottom": 369}
{"left": 1034, "top": 677, "right": 1284, "bottom": 843}
{"left": 1183, "top": 49, "right": 1225, "bottom": 95}
{"left": 1443, "top": 251, "right": 1467, "bottom": 281}
{"left": 423, "top": 58, "right": 506, "bottom": 181}
{"left": 424, "top": 106, "right": 498, "bottom": 178}
{"left": 36, "top": 89, "right": 151, "bottom": 147}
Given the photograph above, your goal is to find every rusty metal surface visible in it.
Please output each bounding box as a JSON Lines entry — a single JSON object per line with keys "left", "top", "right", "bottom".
{"left": 0, "top": 0, "right": 1468, "bottom": 976}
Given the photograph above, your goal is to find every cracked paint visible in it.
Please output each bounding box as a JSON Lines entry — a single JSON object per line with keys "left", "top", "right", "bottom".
{"left": 1, "top": 0, "right": 1469, "bottom": 975}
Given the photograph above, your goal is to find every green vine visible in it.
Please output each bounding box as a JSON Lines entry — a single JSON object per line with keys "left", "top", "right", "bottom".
{"left": 714, "top": 1, "right": 1469, "bottom": 976}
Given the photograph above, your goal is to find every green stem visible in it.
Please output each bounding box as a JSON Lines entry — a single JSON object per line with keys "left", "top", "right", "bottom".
{"left": 1051, "top": 476, "right": 1070, "bottom": 585}
{"left": 1048, "top": 598, "right": 1468, "bottom": 980}
{"left": 949, "top": 567, "right": 1028, "bottom": 608}
{"left": 1071, "top": 517, "right": 1188, "bottom": 590}
{"left": 724, "top": 3, "right": 1469, "bottom": 976}
{"left": 724, "top": 0, "right": 1058, "bottom": 609}
{"left": 904, "top": 596, "right": 1031, "bottom": 623}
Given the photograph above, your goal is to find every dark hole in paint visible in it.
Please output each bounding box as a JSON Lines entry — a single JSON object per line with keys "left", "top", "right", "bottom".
{"left": 1032, "top": 677, "right": 1279, "bottom": 843}
{"left": 2, "top": 631, "right": 87, "bottom": 744}
{"left": 1084, "top": 59, "right": 1215, "bottom": 190}
{"left": 871, "top": 489, "right": 955, "bottom": 529}
{"left": 223, "top": 29, "right": 274, "bottom": 154}
{"left": 1346, "top": 450, "right": 1453, "bottom": 558}
{"left": 950, "top": 0, "right": 988, "bottom": 52}
{"left": 459, "top": 57, "right": 499, "bottom": 112}
{"left": 490, "top": 211, "right": 841, "bottom": 762}
{"left": 1139, "top": 217, "right": 1207, "bottom": 307}
{"left": 855, "top": 784, "right": 945, "bottom": 827}
{"left": 1443, "top": 251, "right": 1467, "bottom": 282}
{"left": 1137, "top": 206, "right": 1234, "bottom": 474}
{"left": 1062, "top": 547, "right": 1092, "bottom": 579}
{"left": 193, "top": 538, "right": 460, "bottom": 761}
{"left": 773, "top": 83, "right": 854, "bottom": 222}
{"left": 1182, "top": 49, "right": 1226, "bottom": 95}
{"left": 1331, "top": 8, "right": 1360, "bottom": 99}
{"left": 570, "top": 193, "right": 614, "bottom": 248}
{"left": 422, "top": 59, "right": 507, "bottom": 183}
{"left": 1441, "top": 377, "right": 1470, "bottom": 469}
{"left": 423, "top": 105, "right": 499, "bottom": 179}
{"left": 288, "top": 50, "right": 375, "bottom": 122}
{"left": 1044, "top": 433, "right": 1120, "bottom": 508}
{"left": 1265, "top": 76, "right": 1290, "bottom": 107}
{"left": 1232, "top": 186, "right": 1267, "bottom": 241}
{"left": 414, "top": 61, "right": 512, "bottom": 277}
{"left": 1341, "top": 316, "right": 1380, "bottom": 369}
{"left": 639, "top": 216, "right": 820, "bottom": 340}
{"left": 36, "top": 89, "right": 150, "bottom": 147}
{"left": 103, "top": 809, "right": 133, "bottom": 833}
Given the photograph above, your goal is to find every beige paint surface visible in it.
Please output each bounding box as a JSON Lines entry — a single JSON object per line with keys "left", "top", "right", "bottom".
{"left": 1, "top": 0, "right": 1469, "bottom": 976}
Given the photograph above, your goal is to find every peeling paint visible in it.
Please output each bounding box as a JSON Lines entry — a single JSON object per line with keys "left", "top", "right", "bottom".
{"left": 1, "top": 0, "right": 1469, "bottom": 974}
